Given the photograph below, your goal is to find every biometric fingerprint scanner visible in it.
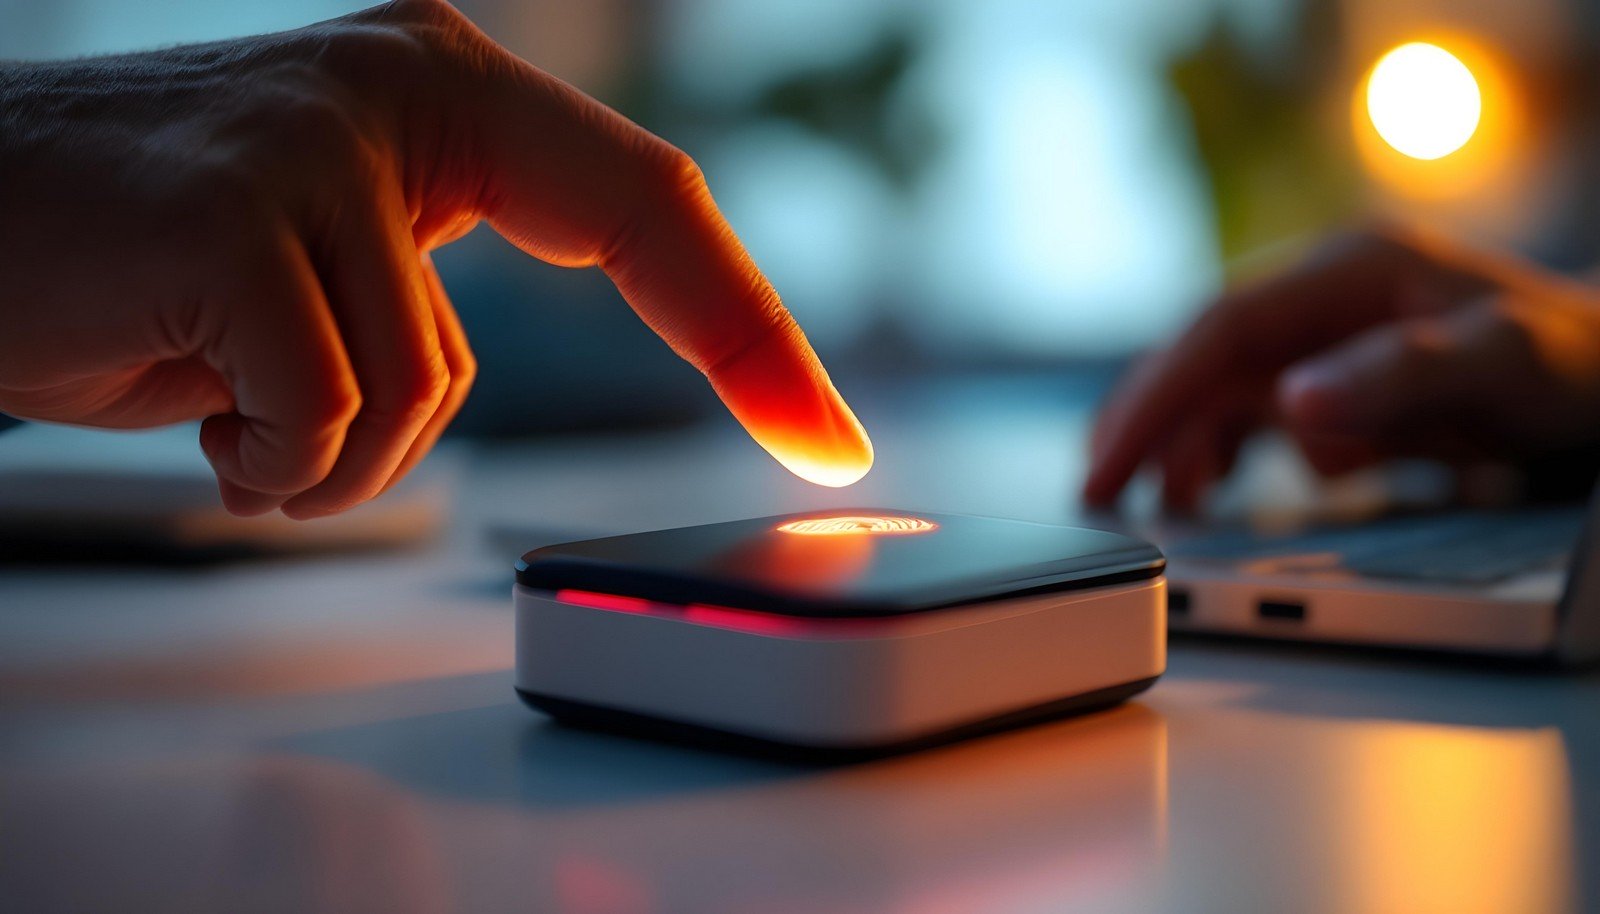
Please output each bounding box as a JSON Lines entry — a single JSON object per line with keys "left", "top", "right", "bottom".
{"left": 514, "top": 508, "right": 1167, "bottom": 759}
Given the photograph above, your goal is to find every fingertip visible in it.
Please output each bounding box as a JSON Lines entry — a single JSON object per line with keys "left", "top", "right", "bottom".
{"left": 278, "top": 495, "right": 350, "bottom": 521}
{"left": 1159, "top": 464, "right": 1201, "bottom": 517}
{"left": 216, "top": 479, "right": 288, "bottom": 517}
{"left": 759, "top": 384, "right": 874, "bottom": 488}
{"left": 198, "top": 413, "right": 241, "bottom": 474}
{"left": 201, "top": 417, "right": 283, "bottom": 512}
{"left": 705, "top": 326, "right": 877, "bottom": 488}
{"left": 1080, "top": 398, "right": 1156, "bottom": 510}
{"left": 1081, "top": 457, "right": 1134, "bottom": 509}
{"left": 1080, "top": 475, "right": 1118, "bottom": 509}
{"left": 198, "top": 412, "right": 344, "bottom": 496}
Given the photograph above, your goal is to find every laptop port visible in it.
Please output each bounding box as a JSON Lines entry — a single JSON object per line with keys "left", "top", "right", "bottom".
{"left": 1168, "top": 589, "right": 1190, "bottom": 616}
{"left": 1257, "top": 599, "right": 1305, "bottom": 622}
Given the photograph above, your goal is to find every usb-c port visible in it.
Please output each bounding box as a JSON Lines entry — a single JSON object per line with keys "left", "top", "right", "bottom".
{"left": 1258, "top": 599, "right": 1305, "bottom": 621}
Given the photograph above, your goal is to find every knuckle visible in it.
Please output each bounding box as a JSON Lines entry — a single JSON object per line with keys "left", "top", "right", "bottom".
{"left": 215, "top": 76, "right": 384, "bottom": 190}
{"left": 321, "top": 2, "right": 472, "bottom": 85}
{"left": 418, "top": 358, "right": 452, "bottom": 407}
{"left": 275, "top": 90, "right": 354, "bottom": 137}
{"left": 453, "top": 345, "right": 479, "bottom": 389}
{"left": 1325, "top": 220, "right": 1414, "bottom": 263}
{"left": 374, "top": 0, "right": 461, "bottom": 26}
{"left": 597, "top": 138, "right": 708, "bottom": 266}
{"left": 1394, "top": 321, "right": 1453, "bottom": 369}
{"left": 615, "top": 135, "right": 706, "bottom": 213}
{"left": 279, "top": 389, "right": 363, "bottom": 483}
{"left": 648, "top": 143, "right": 709, "bottom": 205}
{"left": 380, "top": 356, "right": 450, "bottom": 426}
{"left": 320, "top": 22, "right": 431, "bottom": 77}
{"left": 1478, "top": 302, "right": 1538, "bottom": 352}
{"left": 274, "top": 91, "right": 380, "bottom": 172}
{"left": 1187, "top": 303, "right": 1246, "bottom": 364}
{"left": 273, "top": 457, "right": 335, "bottom": 496}
{"left": 320, "top": 381, "right": 365, "bottom": 431}
{"left": 252, "top": 435, "right": 342, "bottom": 495}
{"left": 703, "top": 310, "right": 793, "bottom": 379}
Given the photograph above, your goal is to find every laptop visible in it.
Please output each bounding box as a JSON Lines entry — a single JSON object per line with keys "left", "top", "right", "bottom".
{"left": 1139, "top": 482, "right": 1600, "bottom": 665}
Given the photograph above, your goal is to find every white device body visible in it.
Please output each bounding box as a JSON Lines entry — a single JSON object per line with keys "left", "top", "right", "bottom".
{"left": 515, "top": 577, "right": 1165, "bottom": 750}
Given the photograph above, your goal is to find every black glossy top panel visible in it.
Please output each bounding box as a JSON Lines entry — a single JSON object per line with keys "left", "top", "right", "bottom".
{"left": 516, "top": 509, "right": 1164, "bottom": 617}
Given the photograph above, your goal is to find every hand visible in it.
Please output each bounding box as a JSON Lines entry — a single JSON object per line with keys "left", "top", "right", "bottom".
{"left": 1084, "top": 225, "right": 1600, "bottom": 511}
{"left": 0, "top": 0, "right": 872, "bottom": 518}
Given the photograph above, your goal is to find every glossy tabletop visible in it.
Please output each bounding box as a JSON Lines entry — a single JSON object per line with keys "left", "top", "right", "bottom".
{"left": 3, "top": 375, "right": 1597, "bottom": 913}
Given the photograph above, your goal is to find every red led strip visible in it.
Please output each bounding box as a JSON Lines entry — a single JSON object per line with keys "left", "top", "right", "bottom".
{"left": 553, "top": 589, "right": 657, "bottom": 614}
{"left": 553, "top": 589, "right": 864, "bottom": 637}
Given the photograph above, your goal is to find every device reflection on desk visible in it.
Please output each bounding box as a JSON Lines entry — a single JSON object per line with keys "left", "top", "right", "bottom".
{"left": 0, "top": 704, "right": 1167, "bottom": 913}
{"left": 3, "top": 684, "right": 1580, "bottom": 912}
{"left": 517, "top": 704, "right": 1169, "bottom": 913}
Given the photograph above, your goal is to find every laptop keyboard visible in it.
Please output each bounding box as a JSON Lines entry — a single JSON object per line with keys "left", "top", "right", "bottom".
{"left": 1166, "top": 507, "right": 1588, "bottom": 586}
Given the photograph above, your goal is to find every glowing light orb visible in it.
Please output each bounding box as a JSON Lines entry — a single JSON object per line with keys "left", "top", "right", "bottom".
{"left": 1366, "top": 42, "right": 1481, "bottom": 160}
{"left": 776, "top": 515, "right": 938, "bottom": 536}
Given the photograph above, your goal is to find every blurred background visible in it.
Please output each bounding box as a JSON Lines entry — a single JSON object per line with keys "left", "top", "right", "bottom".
{"left": 3, "top": 0, "right": 1599, "bottom": 438}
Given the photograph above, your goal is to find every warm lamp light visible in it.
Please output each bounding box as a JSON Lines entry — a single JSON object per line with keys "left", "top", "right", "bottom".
{"left": 1366, "top": 42, "right": 1482, "bottom": 160}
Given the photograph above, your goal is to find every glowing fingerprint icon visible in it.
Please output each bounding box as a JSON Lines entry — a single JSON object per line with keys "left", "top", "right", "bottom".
{"left": 776, "top": 515, "right": 938, "bottom": 536}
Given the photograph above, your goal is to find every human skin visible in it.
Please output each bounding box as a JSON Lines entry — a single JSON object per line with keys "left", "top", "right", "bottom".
{"left": 0, "top": 0, "right": 872, "bottom": 518}
{"left": 1086, "top": 225, "right": 1600, "bottom": 512}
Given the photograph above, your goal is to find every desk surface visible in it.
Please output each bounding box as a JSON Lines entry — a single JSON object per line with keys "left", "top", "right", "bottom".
{"left": 3, "top": 375, "right": 1597, "bottom": 914}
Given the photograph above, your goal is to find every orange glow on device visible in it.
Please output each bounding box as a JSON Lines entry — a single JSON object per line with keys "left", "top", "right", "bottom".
{"left": 776, "top": 515, "right": 938, "bottom": 536}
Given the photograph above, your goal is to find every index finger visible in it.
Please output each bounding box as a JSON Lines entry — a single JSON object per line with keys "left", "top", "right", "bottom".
{"left": 454, "top": 42, "right": 872, "bottom": 487}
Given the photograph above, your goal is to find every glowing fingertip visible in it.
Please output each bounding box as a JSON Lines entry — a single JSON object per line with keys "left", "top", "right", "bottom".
{"left": 778, "top": 452, "right": 873, "bottom": 488}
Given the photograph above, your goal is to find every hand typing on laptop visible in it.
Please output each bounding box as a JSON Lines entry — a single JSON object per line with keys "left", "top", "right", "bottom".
{"left": 0, "top": 0, "right": 873, "bottom": 519}
{"left": 1085, "top": 225, "right": 1600, "bottom": 513}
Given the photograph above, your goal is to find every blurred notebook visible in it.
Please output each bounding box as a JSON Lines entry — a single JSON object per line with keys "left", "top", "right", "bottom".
{"left": 0, "top": 423, "right": 449, "bottom": 563}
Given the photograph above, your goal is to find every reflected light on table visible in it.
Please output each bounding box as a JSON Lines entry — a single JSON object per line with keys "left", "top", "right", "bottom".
{"left": 1335, "top": 723, "right": 1574, "bottom": 913}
